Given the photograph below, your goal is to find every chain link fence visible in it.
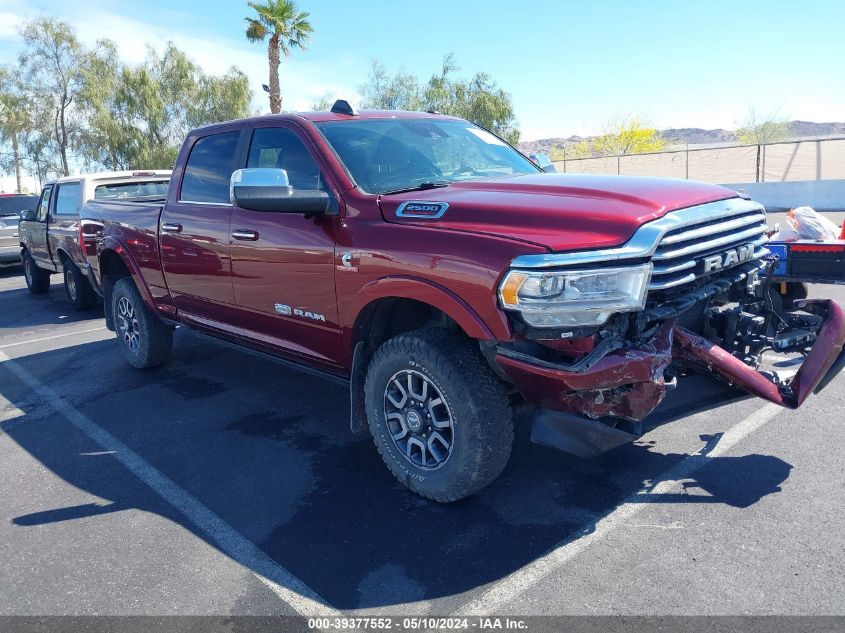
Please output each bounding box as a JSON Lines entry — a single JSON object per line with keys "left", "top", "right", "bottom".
{"left": 552, "top": 137, "right": 845, "bottom": 184}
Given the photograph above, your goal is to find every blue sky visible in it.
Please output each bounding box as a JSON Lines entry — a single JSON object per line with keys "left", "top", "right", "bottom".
{"left": 1, "top": 0, "right": 843, "bottom": 142}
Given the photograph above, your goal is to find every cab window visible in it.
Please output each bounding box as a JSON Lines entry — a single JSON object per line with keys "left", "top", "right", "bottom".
{"left": 35, "top": 185, "right": 53, "bottom": 222}
{"left": 180, "top": 131, "right": 241, "bottom": 204}
{"left": 247, "top": 128, "right": 328, "bottom": 192}
{"left": 54, "top": 182, "right": 83, "bottom": 216}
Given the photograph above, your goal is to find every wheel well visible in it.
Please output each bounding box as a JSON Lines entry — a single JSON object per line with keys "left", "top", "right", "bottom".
{"left": 99, "top": 250, "right": 132, "bottom": 331}
{"left": 352, "top": 298, "right": 464, "bottom": 357}
{"left": 100, "top": 250, "right": 131, "bottom": 282}
{"left": 347, "top": 297, "right": 471, "bottom": 434}
{"left": 57, "top": 249, "right": 72, "bottom": 270}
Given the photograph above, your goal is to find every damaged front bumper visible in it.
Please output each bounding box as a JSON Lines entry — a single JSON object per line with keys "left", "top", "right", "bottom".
{"left": 673, "top": 299, "right": 845, "bottom": 408}
{"left": 496, "top": 299, "right": 845, "bottom": 454}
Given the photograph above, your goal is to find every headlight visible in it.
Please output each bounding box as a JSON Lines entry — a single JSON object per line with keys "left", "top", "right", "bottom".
{"left": 498, "top": 263, "right": 653, "bottom": 328}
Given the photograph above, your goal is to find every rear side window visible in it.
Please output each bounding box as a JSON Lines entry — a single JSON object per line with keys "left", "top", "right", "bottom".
{"left": 180, "top": 131, "right": 240, "bottom": 204}
{"left": 54, "top": 182, "right": 82, "bottom": 216}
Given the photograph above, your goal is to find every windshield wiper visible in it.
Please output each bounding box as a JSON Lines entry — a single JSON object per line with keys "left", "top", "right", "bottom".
{"left": 380, "top": 181, "right": 451, "bottom": 195}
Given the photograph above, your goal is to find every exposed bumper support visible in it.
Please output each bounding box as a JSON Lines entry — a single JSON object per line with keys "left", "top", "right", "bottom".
{"left": 674, "top": 299, "right": 845, "bottom": 408}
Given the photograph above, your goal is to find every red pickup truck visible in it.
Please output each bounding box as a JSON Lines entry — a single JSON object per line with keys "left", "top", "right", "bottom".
{"left": 80, "top": 102, "right": 845, "bottom": 502}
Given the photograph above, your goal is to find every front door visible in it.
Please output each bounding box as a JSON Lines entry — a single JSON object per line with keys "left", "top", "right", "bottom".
{"left": 228, "top": 125, "right": 341, "bottom": 369}
{"left": 160, "top": 130, "right": 242, "bottom": 316}
{"left": 27, "top": 184, "right": 53, "bottom": 265}
{"left": 49, "top": 180, "right": 84, "bottom": 266}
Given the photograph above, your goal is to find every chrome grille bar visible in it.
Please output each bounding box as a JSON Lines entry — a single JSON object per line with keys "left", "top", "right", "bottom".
{"left": 652, "top": 224, "right": 768, "bottom": 261}
{"left": 659, "top": 210, "right": 766, "bottom": 245}
{"left": 650, "top": 246, "right": 770, "bottom": 290}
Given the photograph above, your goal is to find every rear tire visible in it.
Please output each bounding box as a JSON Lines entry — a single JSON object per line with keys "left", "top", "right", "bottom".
{"left": 63, "top": 262, "right": 98, "bottom": 311}
{"left": 22, "top": 250, "right": 50, "bottom": 294}
{"left": 364, "top": 328, "right": 513, "bottom": 503}
{"left": 112, "top": 277, "right": 173, "bottom": 369}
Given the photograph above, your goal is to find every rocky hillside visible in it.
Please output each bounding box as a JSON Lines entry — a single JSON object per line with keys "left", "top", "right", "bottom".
{"left": 519, "top": 121, "right": 845, "bottom": 155}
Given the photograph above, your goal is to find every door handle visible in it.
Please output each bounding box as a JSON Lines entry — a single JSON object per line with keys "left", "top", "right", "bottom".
{"left": 232, "top": 229, "right": 259, "bottom": 241}
{"left": 161, "top": 223, "right": 183, "bottom": 233}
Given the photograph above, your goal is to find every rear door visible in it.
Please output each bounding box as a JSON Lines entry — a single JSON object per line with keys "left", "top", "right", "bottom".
{"left": 0, "top": 199, "right": 25, "bottom": 261}
{"left": 228, "top": 124, "right": 342, "bottom": 368}
{"left": 159, "top": 129, "right": 242, "bottom": 316}
{"left": 0, "top": 195, "right": 39, "bottom": 261}
{"left": 26, "top": 185, "right": 53, "bottom": 266}
{"left": 0, "top": 212, "right": 18, "bottom": 252}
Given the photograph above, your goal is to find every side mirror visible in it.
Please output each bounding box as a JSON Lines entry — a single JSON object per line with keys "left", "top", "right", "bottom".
{"left": 230, "top": 168, "right": 331, "bottom": 215}
{"left": 20, "top": 209, "right": 36, "bottom": 221}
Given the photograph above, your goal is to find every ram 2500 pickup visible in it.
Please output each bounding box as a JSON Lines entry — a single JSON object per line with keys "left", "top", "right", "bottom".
{"left": 80, "top": 101, "right": 845, "bottom": 502}
{"left": 19, "top": 170, "right": 171, "bottom": 309}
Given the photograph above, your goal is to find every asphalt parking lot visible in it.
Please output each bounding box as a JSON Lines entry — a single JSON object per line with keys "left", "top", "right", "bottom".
{"left": 0, "top": 256, "right": 843, "bottom": 618}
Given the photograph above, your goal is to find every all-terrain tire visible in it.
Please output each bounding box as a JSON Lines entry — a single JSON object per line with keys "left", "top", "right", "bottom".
{"left": 364, "top": 328, "right": 513, "bottom": 502}
{"left": 112, "top": 277, "right": 173, "bottom": 369}
{"left": 22, "top": 250, "right": 50, "bottom": 294}
{"left": 63, "top": 261, "right": 98, "bottom": 311}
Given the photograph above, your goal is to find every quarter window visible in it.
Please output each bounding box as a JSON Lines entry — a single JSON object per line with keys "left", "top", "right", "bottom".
{"left": 54, "top": 182, "right": 83, "bottom": 216}
{"left": 180, "top": 131, "right": 241, "bottom": 204}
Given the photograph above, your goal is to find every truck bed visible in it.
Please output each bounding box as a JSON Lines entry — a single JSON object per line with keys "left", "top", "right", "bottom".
{"left": 80, "top": 198, "right": 167, "bottom": 296}
{"left": 81, "top": 197, "right": 165, "bottom": 226}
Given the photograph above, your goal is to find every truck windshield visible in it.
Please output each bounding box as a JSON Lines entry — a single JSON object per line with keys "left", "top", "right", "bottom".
{"left": 94, "top": 180, "right": 170, "bottom": 200}
{"left": 315, "top": 118, "right": 539, "bottom": 194}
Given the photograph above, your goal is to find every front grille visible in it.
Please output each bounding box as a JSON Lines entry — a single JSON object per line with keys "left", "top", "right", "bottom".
{"left": 648, "top": 207, "right": 769, "bottom": 291}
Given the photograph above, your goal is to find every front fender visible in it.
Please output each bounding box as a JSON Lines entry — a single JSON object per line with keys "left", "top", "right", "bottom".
{"left": 343, "top": 275, "right": 509, "bottom": 350}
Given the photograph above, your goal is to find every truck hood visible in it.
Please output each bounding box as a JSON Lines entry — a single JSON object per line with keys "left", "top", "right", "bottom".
{"left": 378, "top": 173, "right": 739, "bottom": 251}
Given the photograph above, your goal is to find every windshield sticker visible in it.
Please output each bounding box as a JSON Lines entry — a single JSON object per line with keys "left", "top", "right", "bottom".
{"left": 466, "top": 127, "right": 507, "bottom": 146}
{"left": 396, "top": 201, "right": 449, "bottom": 219}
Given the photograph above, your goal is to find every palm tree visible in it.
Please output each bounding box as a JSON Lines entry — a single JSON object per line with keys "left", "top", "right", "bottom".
{"left": 0, "top": 70, "right": 29, "bottom": 193}
{"left": 245, "top": 0, "right": 314, "bottom": 114}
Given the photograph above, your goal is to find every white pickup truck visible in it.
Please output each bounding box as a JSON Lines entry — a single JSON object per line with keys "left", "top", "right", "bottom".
{"left": 19, "top": 170, "right": 171, "bottom": 309}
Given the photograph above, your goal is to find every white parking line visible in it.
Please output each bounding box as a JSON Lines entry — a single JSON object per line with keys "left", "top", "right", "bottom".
{"left": 0, "top": 326, "right": 109, "bottom": 350}
{"left": 453, "top": 402, "right": 784, "bottom": 615}
{"left": 0, "top": 348, "right": 341, "bottom": 617}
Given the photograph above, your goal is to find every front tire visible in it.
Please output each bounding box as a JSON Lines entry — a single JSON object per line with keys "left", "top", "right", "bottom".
{"left": 64, "top": 262, "right": 98, "bottom": 311}
{"left": 22, "top": 250, "right": 50, "bottom": 294}
{"left": 112, "top": 277, "right": 173, "bottom": 369}
{"left": 364, "top": 328, "right": 513, "bottom": 502}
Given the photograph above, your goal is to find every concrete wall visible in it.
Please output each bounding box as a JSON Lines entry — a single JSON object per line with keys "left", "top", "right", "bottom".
{"left": 721, "top": 179, "right": 845, "bottom": 212}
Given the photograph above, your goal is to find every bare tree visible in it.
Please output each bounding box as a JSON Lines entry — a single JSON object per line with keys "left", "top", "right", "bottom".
{"left": 737, "top": 108, "right": 791, "bottom": 145}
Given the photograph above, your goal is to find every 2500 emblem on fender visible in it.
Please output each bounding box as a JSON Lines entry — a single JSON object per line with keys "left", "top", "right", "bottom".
{"left": 701, "top": 243, "right": 755, "bottom": 273}
{"left": 396, "top": 201, "right": 449, "bottom": 219}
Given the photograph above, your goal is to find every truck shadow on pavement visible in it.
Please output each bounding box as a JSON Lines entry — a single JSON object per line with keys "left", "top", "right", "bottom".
{"left": 0, "top": 274, "right": 105, "bottom": 330}
{"left": 1, "top": 332, "right": 793, "bottom": 610}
